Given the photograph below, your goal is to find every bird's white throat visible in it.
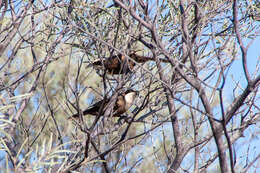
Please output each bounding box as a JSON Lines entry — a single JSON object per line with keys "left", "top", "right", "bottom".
{"left": 124, "top": 92, "right": 136, "bottom": 109}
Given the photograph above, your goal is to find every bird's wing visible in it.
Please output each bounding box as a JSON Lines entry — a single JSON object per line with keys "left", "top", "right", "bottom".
{"left": 108, "top": 55, "right": 122, "bottom": 69}
{"left": 82, "top": 99, "right": 108, "bottom": 115}
{"left": 69, "top": 99, "right": 107, "bottom": 119}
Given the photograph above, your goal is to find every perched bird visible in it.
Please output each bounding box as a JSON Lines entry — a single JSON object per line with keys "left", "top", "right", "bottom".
{"left": 91, "top": 53, "right": 169, "bottom": 74}
{"left": 69, "top": 89, "right": 138, "bottom": 119}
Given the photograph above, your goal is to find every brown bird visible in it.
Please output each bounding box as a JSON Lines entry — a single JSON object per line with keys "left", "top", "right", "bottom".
{"left": 69, "top": 89, "right": 138, "bottom": 119}
{"left": 91, "top": 53, "right": 169, "bottom": 74}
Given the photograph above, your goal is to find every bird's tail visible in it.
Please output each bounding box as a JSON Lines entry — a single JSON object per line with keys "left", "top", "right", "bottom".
{"left": 68, "top": 105, "right": 100, "bottom": 120}
{"left": 68, "top": 113, "right": 79, "bottom": 120}
{"left": 92, "top": 59, "right": 102, "bottom": 66}
{"left": 131, "top": 54, "right": 170, "bottom": 63}
{"left": 84, "top": 59, "right": 103, "bottom": 69}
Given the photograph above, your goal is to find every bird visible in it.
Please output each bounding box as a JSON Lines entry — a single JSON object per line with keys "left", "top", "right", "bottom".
{"left": 90, "top": 53, "right": 170, "bottom": 74}
{"left": 69, "top": 89, "right": 138, "bottom": 119}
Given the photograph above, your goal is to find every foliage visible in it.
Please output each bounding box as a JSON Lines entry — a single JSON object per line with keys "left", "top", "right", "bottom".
{"left": 0, "top": 0, "right": 259, "bottom": 172}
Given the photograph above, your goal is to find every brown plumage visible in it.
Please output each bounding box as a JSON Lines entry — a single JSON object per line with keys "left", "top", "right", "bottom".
{"left": 69, "top": 89, "right": 137, "bottom": 119}
{"left": 92, "top": 53, "right": 169, "bottom": 74}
